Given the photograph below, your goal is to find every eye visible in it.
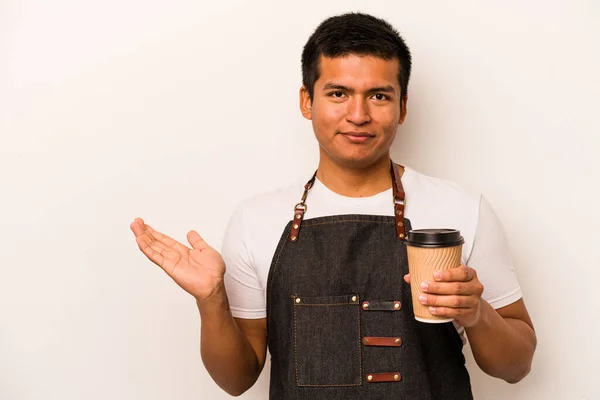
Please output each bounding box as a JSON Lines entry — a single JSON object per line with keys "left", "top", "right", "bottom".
{"left": 329, "top": 91, "right": 345, "bottom": 98}
{"left": 373, "top": 93, "right": 389, "bottom": 101}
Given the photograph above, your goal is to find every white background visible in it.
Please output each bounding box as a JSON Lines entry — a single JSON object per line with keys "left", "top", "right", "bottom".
{"left": 1, "top": 1, "right": 599, "bottom": 399}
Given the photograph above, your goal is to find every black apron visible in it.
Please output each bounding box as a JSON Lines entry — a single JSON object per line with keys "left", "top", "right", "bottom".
{"left": 266, "top": 162, "right": 473, "bottom": 400}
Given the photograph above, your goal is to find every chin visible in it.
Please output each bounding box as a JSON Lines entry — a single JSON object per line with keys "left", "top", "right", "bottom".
{"left": 331, "top": 153, "right": 387, "bottom": 169}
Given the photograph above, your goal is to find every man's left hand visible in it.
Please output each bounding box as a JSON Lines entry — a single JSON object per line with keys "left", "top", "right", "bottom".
{"left": 404, "top": 265, "right": 484, "bottom": 328}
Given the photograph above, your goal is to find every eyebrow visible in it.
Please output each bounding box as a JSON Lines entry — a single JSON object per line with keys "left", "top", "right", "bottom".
{"left": 322, "top": 82, "right": 397, "bottom": 95}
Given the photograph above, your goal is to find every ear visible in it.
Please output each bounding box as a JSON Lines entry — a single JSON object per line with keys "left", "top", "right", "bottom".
{"left": 399, "top": 95, "right": 408, "bottom": 125}
{"left": 299, "top": 86, "right": 312, "bottom": 120}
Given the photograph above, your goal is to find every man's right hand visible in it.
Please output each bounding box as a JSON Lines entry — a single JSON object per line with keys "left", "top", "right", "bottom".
{"left": 130, "top": 217, "right": 225, "bottom": 301}
{"left": 131, "top": 217, "right": 266, "bottom": 396}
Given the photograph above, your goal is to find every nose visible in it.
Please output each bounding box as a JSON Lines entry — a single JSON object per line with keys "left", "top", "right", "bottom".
{"left": 346, "top": 97, "right": 371, "bottom": 126}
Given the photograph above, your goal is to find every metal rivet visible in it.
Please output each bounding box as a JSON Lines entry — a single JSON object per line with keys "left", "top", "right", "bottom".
{"left": 396, "top": 210, "right": 403, "bottom": 215}
{"left": 295, "top": 214, "right": 302, "bottom": 219}
{"left": 397, "top": 221, "right": 403, "bottom": 227}
{"left": 351, "top": 295, "right": 357, "bottom": 302}
{"left": 394, "top": 374, "right": 400, "bottom": 381}
{"left": 363, "top": 338, "right": 369, "bottom": 344}
{"left": 395, "top": 338, "right": 401, "bottom": 345}
{"left": 291, "top": 235, "right": 297, "bottom": 241}
{"left": 399, "top": 233, "right": 405, "bottom": 238}
{"left": 362, "top": 302, "right": 369, "bottom": 310}
{"left": 367, "top": 375, "right": 373, "bottom": 381}
{"left": 394, "top": 302, "right": 401, "bottom": 310}
{"left": 293, "top": 224, "right": 299, "bottom": 229}
{"left": 295, "top": 298, "right": 301, "bottom": 303}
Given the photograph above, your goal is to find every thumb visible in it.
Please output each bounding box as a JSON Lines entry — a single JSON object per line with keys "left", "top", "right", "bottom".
{"left": 187, "top": 230, "right": 209, "bottom": 251}
{"left": 403, "top": 273, "right": 411, "bottom": 284}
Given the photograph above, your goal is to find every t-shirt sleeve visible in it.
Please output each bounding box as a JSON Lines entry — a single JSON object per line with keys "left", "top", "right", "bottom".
{"left": 221, "top": 204, "right": 267, "bottom": 319}
{"left": 467, "top": 195, "right": 523, "bottom": 309}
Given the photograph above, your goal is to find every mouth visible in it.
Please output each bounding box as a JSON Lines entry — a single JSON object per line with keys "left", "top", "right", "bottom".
{"left": 339, "top": 131, "right": 375, "bottom": 143}
{"left": 340, "top": 131, "right": 375, "bottom": 137}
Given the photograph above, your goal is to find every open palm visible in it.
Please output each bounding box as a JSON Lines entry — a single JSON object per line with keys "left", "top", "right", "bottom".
{"left": 130, "top": 218, "right": 225, "bottom": 300}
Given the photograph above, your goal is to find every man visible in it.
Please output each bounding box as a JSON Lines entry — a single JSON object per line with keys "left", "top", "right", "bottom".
{"left": 130, "top": 12, "right": 536, "bottom": 399}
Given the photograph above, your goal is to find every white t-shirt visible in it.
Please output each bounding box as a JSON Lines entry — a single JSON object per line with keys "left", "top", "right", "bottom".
{"left": 222, "top": 166, "right": 523, "bottom": 329}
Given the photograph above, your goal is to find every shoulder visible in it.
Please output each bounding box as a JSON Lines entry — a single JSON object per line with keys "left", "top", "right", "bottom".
{"left": 223, "top": 180, "right": 305, "bottom": 248}
{"left": 237, "top": 180, "right": 305, "bottom": 225}
{"left": 403, "top": 166, "right": 481, "bottom": 261}
{"left": 403, "top": 167, "right": 480, "bottom": 207}
{"left": 222, "top": 180, "right": 305, "bottom": 268}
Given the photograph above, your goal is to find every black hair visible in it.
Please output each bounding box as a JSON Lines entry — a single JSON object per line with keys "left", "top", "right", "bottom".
{"left": 301, "top": 12, "right": 412, "bottom": 102}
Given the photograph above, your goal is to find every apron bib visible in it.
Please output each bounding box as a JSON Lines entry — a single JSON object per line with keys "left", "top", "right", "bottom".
{"left": 266, "top": 162, "right": 473, "bottom": 400}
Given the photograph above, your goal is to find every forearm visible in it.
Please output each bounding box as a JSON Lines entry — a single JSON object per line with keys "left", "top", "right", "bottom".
{"left": 197, "top": 284, "right": 262, "bottom": 396}
{"left": 466, "top": 300, "right": 536, "bottom": 383}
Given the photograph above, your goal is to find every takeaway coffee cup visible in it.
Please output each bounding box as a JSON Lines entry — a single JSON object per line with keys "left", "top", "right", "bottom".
{"left": 405, "top": 229, "right": 464, "bottom": 323}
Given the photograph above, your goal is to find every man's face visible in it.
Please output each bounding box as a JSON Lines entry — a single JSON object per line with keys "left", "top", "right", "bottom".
{"left": 300, "top": 54, "right": 407, "bottom": 169}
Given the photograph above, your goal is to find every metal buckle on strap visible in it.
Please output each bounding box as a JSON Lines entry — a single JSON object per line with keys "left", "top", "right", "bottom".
{"left": 294, "top": 202, "right": 307, "bottom": 213}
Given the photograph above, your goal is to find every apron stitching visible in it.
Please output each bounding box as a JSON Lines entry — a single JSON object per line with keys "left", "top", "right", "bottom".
{"left": 357, "top": 300, "right": 363, "bottom": 385}
{"left": 303, "top": 219, "right": 395, "bottom": 227}
{"left": 298, "top": 384, "right": 362, "bottom": 387}
{"left": 294, "top": 304, "right": 299, "bottom": 387}
{"left": 295, "top": 303, "right": 355, "bottom": 306}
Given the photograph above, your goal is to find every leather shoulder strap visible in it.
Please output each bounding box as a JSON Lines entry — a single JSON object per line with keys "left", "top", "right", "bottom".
{"left": 288, "top": 171, "right": 316, "bottom": 242}
{"left": 391, "top": 162, "right": 407, "bottom": 240}
{"left": 289, "top": 161, "right": 406, "bottom": 242}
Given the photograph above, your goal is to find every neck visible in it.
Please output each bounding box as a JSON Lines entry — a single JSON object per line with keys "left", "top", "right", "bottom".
{"left": 316, "top": 155, "right": 399, "bottom": 198}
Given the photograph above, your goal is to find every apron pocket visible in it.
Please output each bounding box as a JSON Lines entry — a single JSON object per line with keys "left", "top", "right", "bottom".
{"left": 292, "top": 294, "right": 361, "bottom": 387}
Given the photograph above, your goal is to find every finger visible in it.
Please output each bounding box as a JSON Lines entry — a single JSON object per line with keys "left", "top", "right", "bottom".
{"left": 136, "top": 234, "right": 168, "bottom": 257}
{"left": 187, "top": 230, "right": 209, "bottom": 251}
{"left": 136, "top": 234, "right": 184, "bottom": 271}
{"left": 418, "top": 293, "right": 477, "bottom": 309}
{"left": 144, "top": 225, "right": 191, "bottom": 256}
{"left": 420, "top": 281, "right": 471, "bottom": 295}
{"left": 404, "top": 274, "right": 411, "bottom": 284}
{"left": 134, "top": 226, "right": 158, "bottom": 249}
{"left": 434, "top": 265, "right": 475, "bottom": 282}
{"left": 130, "top": 218, "right": 147, "bottom": 237}
{"left": 428, "top": 306, "right": 475, "bottom": 319}
{"left": 136, "top": 236, "right": 165, "bottom": 266}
